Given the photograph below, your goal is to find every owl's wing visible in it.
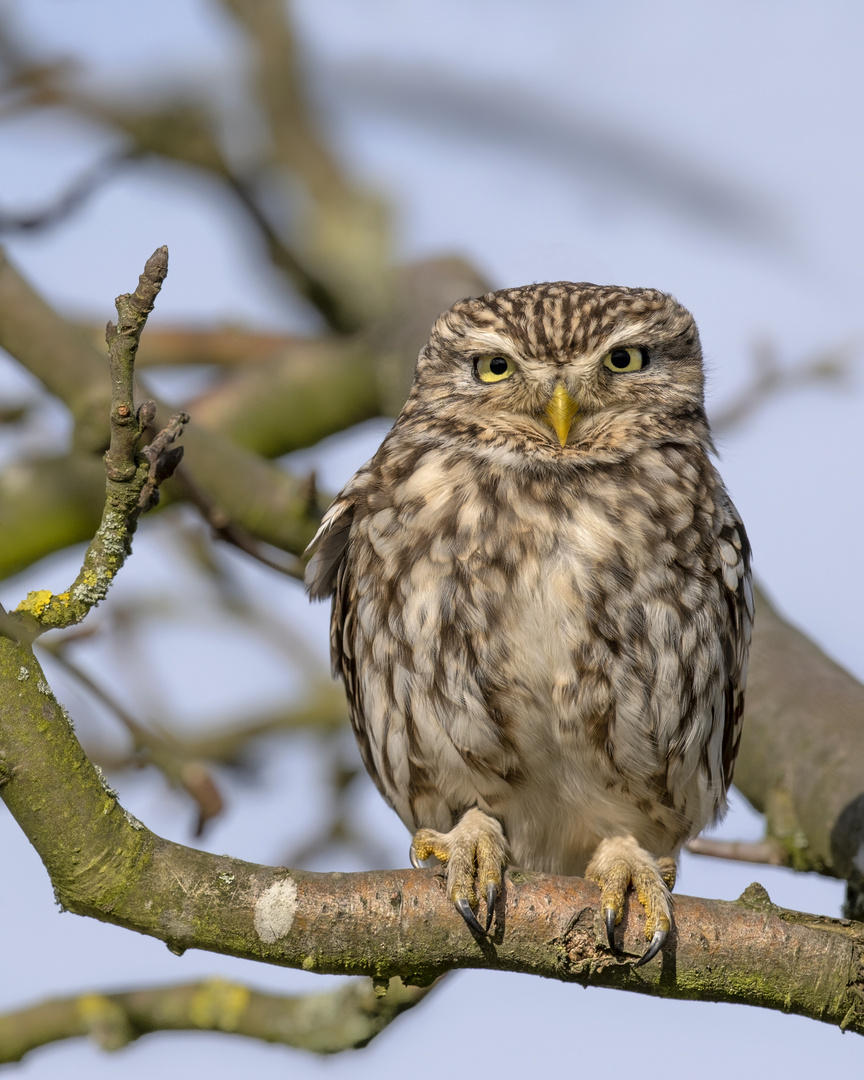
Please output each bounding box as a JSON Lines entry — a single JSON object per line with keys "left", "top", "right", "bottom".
{"left": 304, "top": 496, "right": 355, "bottom": 602}
{"left": 718, "top": 509, "right": 754, "bottom": 789}
{"left": 304, "top": 492, "right": 362, "bottom": 685}
{"left": 304, "top": 487, "right": 389, "bottom": 801}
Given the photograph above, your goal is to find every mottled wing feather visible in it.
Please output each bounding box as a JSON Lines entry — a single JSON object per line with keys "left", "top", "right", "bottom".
{"left": 718, "top": 509, "right": 754, "bottom": 789}
{"left": 330, "top": 553, "right": 392, "bottom": 801}
{"left": 304, "top": 497, "right": 355, "bottom": 602}
{"left": 304, "top": 484, "right": 392, "bottom": 804}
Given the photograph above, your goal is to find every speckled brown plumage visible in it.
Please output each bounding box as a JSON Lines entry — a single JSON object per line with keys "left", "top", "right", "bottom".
{"left": 306, "top": 281, "right": 752, "bottom": 961}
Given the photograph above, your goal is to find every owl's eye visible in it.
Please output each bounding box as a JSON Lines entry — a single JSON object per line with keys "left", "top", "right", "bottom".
{"left": 602, "top": 347, "right": 647, "bottom": 373}
{"left": 475, "top": 355, "right": 517, "bottom": 383}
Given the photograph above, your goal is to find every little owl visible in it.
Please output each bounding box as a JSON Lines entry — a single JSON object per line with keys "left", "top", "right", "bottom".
{"left": 306, "top": 281, "right": 752, "bottom": 964}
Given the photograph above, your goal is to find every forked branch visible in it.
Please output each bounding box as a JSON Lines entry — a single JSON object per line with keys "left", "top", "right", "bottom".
{"left": 10, "top": 248, "right": 187, "bottom": 638}
{"left": 0, "top": 637, "right": 862, "bottom": 1047}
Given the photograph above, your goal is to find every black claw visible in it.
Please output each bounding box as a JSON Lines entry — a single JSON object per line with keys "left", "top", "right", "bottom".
{"left": 485, "top": 881, "right": 498, "bottom": 932}
{"left": 634, "top": 929, "right": 666, "bottom": 967}
{"left": 409, "top": 845, "right": 421, "bottom": 870}
{"left": 454, "top": 897, "right": 486, "bottom": 936}
{"left": 604, "top": 907, "right": 618, "bottom": 950}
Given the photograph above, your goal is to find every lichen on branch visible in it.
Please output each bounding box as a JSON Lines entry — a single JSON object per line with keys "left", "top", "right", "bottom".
{"left": 1, "top": 628, "right": 863, "bottom": 1042}
{"left": 11, "top": 247, "right": 187, "bottom": 638}
{"left": 0, "top": 976, "right": 433, "bottom": 1063}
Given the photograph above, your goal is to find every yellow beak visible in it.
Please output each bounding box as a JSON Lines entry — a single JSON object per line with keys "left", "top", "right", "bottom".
{"left": 544, "top": 384, "right": 579, "bottom": 447}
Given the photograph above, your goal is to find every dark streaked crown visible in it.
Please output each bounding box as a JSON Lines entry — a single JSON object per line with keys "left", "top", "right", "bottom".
{"left": 430, "top": 281, "right": 699, "bottom": 363}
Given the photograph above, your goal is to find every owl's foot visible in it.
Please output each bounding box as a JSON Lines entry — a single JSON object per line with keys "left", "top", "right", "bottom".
{"left": 585, "top": 836, "right": 676, "bottom": 966}
{"left": 410, "top": 808, "right": 507, "bottom": 936}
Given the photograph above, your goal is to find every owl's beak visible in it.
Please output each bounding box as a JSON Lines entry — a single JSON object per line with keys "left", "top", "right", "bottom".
{"left": 544, "top": 384, "right": 579, "bottom": 447}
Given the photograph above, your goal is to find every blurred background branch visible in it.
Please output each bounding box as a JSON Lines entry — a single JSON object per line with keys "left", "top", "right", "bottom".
{"left": 0, "top": 976, "right": 435, "bottom": 1065}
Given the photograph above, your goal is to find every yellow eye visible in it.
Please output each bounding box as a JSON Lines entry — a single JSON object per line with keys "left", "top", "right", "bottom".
{"left": 602, "top": 347, "right": 647, "bottom": 373}
{"left": 476, "top": 355, "right": 517, "bottom": 383}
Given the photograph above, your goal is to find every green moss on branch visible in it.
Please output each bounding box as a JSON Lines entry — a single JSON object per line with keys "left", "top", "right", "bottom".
{"left": 0, "top": 976, "right": 433, "bottom": 1063}
{"left": 10, "top": 249, "right": 188, "bottom": 637}
{"left": 1, "top": 635, "right": 863, "bottom": 1041}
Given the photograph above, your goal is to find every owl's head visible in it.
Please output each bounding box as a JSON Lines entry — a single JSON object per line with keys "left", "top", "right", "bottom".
{"left": 402, "top": 281, "right": 711, "bottom": 466}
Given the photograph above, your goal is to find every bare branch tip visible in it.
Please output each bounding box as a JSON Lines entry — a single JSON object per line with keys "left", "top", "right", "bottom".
{"left": 145, "top": 245, "right": 169, "bottom": 276}
{"left": 121, "top": 247, "right": 170, "bottom": 320}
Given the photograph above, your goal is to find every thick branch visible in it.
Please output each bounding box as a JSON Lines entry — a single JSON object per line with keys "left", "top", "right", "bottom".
{"left": 734, "top": 586, "right": 864, "bottom": 900}
{"left": 109, "top": 325, "right": 311, "bottom": 367}
{"left": 0, "top": 453, "right": 106, "bottom": 578}
{"left": 1, "top": 635, "right": 863, "bottom": 1037}
{"left": 0, "top": 247, "right": 111, "bottom": 452}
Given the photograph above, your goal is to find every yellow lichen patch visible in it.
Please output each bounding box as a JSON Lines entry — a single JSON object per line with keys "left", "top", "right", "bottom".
{"left": 76, "top": 993, "right": 133, "bottom": 1051}
{"left": 189, "top": 978, "right": 251, "bottom": 1032}
{"left": 16, "top": 590, "right": 54, "bottom": 618}
{"left": 77, "top": 993, "right": 117, "bottom": 1024}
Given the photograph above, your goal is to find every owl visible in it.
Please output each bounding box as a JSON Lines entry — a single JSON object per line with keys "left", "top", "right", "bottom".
{"left": 306, "top": 281, "right": 752, "bottom": 964}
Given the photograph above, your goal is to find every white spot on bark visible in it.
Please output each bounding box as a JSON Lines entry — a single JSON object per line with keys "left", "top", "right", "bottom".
{"left": 254, "top": 878, "right": 298, "bottom": 943}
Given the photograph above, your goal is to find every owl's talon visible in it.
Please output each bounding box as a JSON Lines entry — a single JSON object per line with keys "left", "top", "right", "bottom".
{"left": 409, "top": 808, "right": 506, "bottom": 938}
{"left": 485, "top": 881, "right": 498, "bottom": 932}
{"left": 587, "top": 836, "right": 674, "bottom": 963}
{"left": 454, "top": 896, "right": 486, "bottom": 936}
{"left": 604, "top": 907, "right": 618, "bottom": 949}
{"left": 634, "top": 928, "right": 666, "bottom": 967}
{"left": 409, "top": 844, "right": 422, "bottom": 870}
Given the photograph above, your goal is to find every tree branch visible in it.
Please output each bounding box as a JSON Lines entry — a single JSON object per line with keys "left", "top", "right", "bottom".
{"left": 110, "top": 325, "right": 312, "bottom": 367}
{"left": 710, "top": 339, "right": 854, "bottom": 435}
{"left": 216, "top": 0, "right": 391, "bottom": 331}
{"left": 10, "top": 248, "right": 187, "bottom": 637}
{"left": 183, "top": 255, "right": 491, "bottom": 457}
{"left": 0, "top": 452, "right": 106, "bottom": 578}
{"left": 38, "top": 635, "right": 224, "bottom": 835}
{"left": 0, "top": 976, "right": 433, "bottom": 1064}
{"left": 0, "top": 252, "right": 487, "bottom": 578}
{"left": 734, "top": 586, "right": 864, "bottom": 915}
{"left": 0, "top": 247, "right": 322, "bottom": 576}
{"left": 0, "top": 149, "right": 135, "bottom": 234}
{"left": 687, "top": 836, "right": 789, "bottom": 866}
{"left": 0, "top": 635, "right": 863, "bottom": 1039}
{"left": 171, "top": 464, "right": 307, "bottom": 580}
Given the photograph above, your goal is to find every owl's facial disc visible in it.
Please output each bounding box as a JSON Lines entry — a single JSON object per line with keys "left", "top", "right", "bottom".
{"left": 544, "top": 383, "right": 579, "bottom": 447}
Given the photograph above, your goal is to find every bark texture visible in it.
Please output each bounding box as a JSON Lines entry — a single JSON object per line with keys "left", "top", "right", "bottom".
{"left": 1, "top": 633, "right": 863, "bottom": 1043}
{"left": 735, "top": 586, "right": 864, "bottom": 915}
